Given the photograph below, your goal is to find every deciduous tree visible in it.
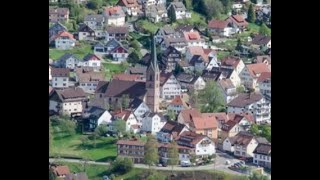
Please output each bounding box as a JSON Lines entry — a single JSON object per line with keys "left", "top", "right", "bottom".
{"left": 144, "top": 135, "right": 159, "bottom": 167}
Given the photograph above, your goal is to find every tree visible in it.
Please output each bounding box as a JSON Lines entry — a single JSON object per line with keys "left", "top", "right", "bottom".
{"left": 59, "top": 118, "right": 76, "bottom": 136}
{"left": 247, "top": 4, "right": 256, "bottom": 23}
{"left": 183, "top": 0, "right": 193, "bottom": 11}
{"left": 173, "top": 64, "right": 184, "bottom": 75}
{"left": 204, "top": 0, "right": 224, "bottom": 19}
{"left": 168, "top": 5, "right": 176, "bottom": 24}
{"left": 197, "top": 80, "right": 225, "bottom": 112}
{"left": 167, "top": 109, "right": 176, "bottom": 121}
{"left": 110, "top": 157, "right": 133, "bottom": 175}
{"left": 221, "top": 0, "right": 232, "bottom": 14}
{"left": 249, "top": 172, "right": 269, "bottom": 180}
{"left": 235, "top": 38, "right": 243, "bottom": 52}
{"left": 104, "top": 101, "right": 110, "bottom": 111}
{"left": 146, "top": 171, "right": 166, "bottom": 180}
{"left": 96, "top": 124, "right": 108, "bottom": 136}
{"left": 128, "top": 51, "right": 140, "bottom": 64}
{"left": 130, "top": 39, "right": 141, "bottom": 50}
{"left": 167, "top": 141, "right": 179, "bottom": 173}
{"left": 49, "top": 168, "right": 57, "bottom": 180}
{"left": 261, "top": 125, "right": 271, "bottom": 142}
{"left": 250, "top": 124, "right": 259, "bottom": 135}
{"left": 86, "top": 0, "right": 103, "bottom": 10}
{"left": 113, "top": 120, "right": 126, "bottom": 135}
{"left": 80, "top": 136, "right": 89, "bottom": 147}
{"left": 236, "top": 86, "right": 246, "bottom": 93}
{"left": 121, "top": 94, "right": 130, "bottom": 109}
{"left": 259, "top": 23, "right": 271, "bottom": 36}
{"left": 144, "top": 135, "right": 159, "bottom": 167}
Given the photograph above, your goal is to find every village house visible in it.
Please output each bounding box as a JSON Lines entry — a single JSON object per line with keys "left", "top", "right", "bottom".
{"left": 49, "top": 87, "right": 87, "bottom": 116}
{"left": 94, "top": 39, "right": 129, "bottom": 62}
{"left": 53, "top": 31, "right": 76, "bottom": 50}
{"left": 240, "top": 62, "right": 270, "bottom": 89}
{"left": 117, "top": 0, "right": 141, "bottom": 16}
{"left": 56, "top": 53, "right": 80, "bottom": 70}
{"left": 160, "top": 72, "right": 181, "bottom": 100}
{"left": 208, "top": 19, "right": 236, "bottom": 37}
{"left": 125, "top": 66, "right": 147, "bottom": 81}
{"left": 104, "top": 6, "right": 126, "bottom": 26}
{"left": 145, "top": 3, "right": 168, "bottom": 23}
{"left": 220, "top": 56, "right": 245, "bottom": 77}
{"left": 226, "top": 15, "right": 248, "bottom": 32}
{"left": 183, "top": 31, "right": 206, "bottom": 47}
{"left": 155, "top": 26, "right": 175, "bottom": 44}
{"left": 253, "top": 143, "right": 271, "bottom": 169}
{"left": 227, "top": 93, "right": 271, "bottom": 124}
{"left": 185, "top": 46, "right": 218, "bottom": 71}
{"left": 51, "top": 165, "right": 70, "bottom": 178}
{"left": 204, "top": 66, "right": 241, "bottom": 87}
{"left": 176, "top": 73, "right": 206, "bottom": 92}
{"left": 253, "top": 55, "right": 271, "bottom": 70}
{"left": 81, "top": 106, "right": 112, "bottom": 132}
{"left": 161, "top": 34, "right": 188, "bottom": 52}
{"left": 78, "top": 23, "right": 96, "bottom": 41}
{"left": 178, "top": 109, "right": 218, "bottom": 140}
{"left": 251, "top": 34, "right": 271, "bottom": 51}
{"left": 129, "top": 98, "right": 151, "bottom": 124}
{"left": 112, "top": 110, "right": 139, "bottom": 133}
{"left": 167, "top": 96, "right": 190, "bottom": 114}
{"left": 218, "top": 78, "right": 238, "bottom": 104}
{"left": 141, "top": 112, "right": 166, "bottom": 134}
{"left": 75, "top": 67, "right": 105, "bottom": 94}
{"left": 157, "top": 120, "right": 189, "bottom": 143}
{"left": 84, "top": 14, "right": 105, "bottom": 30}
{"left": 112, "top": 73, "right": 145, "bottom": 82}
{"left": 175, "top": 24, "right": 198, "bottom": 34}
{"left": 105, "top": 26, "right": 129, "bottom": 42}
{"left": 116, "top": 139, "right": 145, "bottom": 163}
{"left": 51, "top": 68, "right": 70, "bottom": 88}
{"left": 80, "top": 54, "right": 102, "bottom": 71}
{"left": 256, "top": 72, "right": 271, "bottom": 99}
{"left": 49, "top": 7, "right": 69, "bottom": 23}
{"left": 160, "top": 46, "right": 182, "bottom": 72}
{"left": 167, "top": 1, "right": 191, "bottom": 20}
{"left": 49, "top": 22, "right": 68, "bottom": 47}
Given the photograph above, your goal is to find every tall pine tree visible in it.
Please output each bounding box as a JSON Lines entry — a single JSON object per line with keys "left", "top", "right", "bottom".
{"left": 247, "top": 4, "right": 256, "bottom": 23}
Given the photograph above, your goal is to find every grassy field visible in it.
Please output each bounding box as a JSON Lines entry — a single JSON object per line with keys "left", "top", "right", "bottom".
{"left": 49, "top": 42, "right": 93, "bottom": 60}
{"left": 103, "top": 62, "right": 129, "bottom": 80}
{"left": 217, "top": 51, "right": 231, "bottom": 60}
{"left": 129, "top": 32, "right": 151, "bottom": 49}
{"left": 136, "top": 19, "right": 164, "bottom": 34}
{"left": 50, "top": 126, "right": 117, "bottom": 162}
{"left": 248, "top": 23, "right": 261, "bottom": 33}
{"left": 176, "top": 11, "right": 207, "bottom": 27}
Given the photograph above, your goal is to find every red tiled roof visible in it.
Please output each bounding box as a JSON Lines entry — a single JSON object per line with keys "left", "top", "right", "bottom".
{"left": 208, "top": 20, "right": 229, "bottom": 29}
{"left": 54, "top": 31, "right": 75, "bottom": 40}
{"left": 257, "top": 72, "right": 271, "bottom": 82}
{"left": 53, "top": 166, "right": 70, "bottom": 176}
{"left": 221, "top": 56, "right": 241, "bottom": 68}
{"left": 184, "top": 32, "right": 201, "bottom": 41}
{"left": 106, "top": 6, "right": 122, "bottom": 15}
{"left": 179, "top": 108, "right": 202, "bottom": 124}
{"left": 246, "top": 63, "right": 270, "bottom": 77}
{"left": 117, "top": 139, "right": 145, "bottom": 146}
{"left": 170, "top": 96, "right": 183, "bottom": 106}
{"left": 113, "top": 73, "right": 142, "bottom": 82}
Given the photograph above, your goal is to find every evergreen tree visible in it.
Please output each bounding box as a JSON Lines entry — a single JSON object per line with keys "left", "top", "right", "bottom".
{"left": 259, "top": 23, "right": 271, "bottom": 36}
{"left": 247, "top": 4, "right": 256, "bottom": 23}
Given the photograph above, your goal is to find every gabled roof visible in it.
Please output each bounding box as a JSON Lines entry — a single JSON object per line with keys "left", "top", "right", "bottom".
{"left": 253, "top": 143, "right": 271, "bottom": 156}
{"left": 169, "top": 1, "right": 186, "bottom": 11}
{"left": 227, "top": 93, "right": 263, "bottom": 108}
{"left": 176, "top": 73, "right": 195, "bottom": 83}
{"left": 160, "top": 120, "right": 187, "bottom": 138}
{"left": 145, "top": 112, "right": 166, "bottom": 121}
{"left": 184, "top": 31, "right": 201, "bottom": 41}
{"left": 53, "top": 166, "right": 70, "bottom": 176}
{"left": 177, "top": 131, "right": 209, "bottom": 145}
{"left": 113, "top": 73, "right": 142, "bottom": 81}
{"left": 112, "top": 110, "right": 133, "bottom": 121}
{"left": 218, "top": 78, "right": 235, "bottom": 90}
{"left": 175, "top": 24, "right": 195, "bottom": 33}
{"left": 202, "top": 70, "right": 221, "bottom": 81}
{"left": 54, "top": 87, "right": 86, "bottom": 100}
{"left": 118, "top": 0, "right": 139, "bottom": 8}
{"left": 255, "top": 55, "right": 271, "bottom": 64}
{"left": 160, "top": 72, "right": 173, "bottom": 86}
{"left": 76, "top": 69, "right": 104, "bottom": 83}
{"left": 104, "top": 79, "right": 146, "bottom": 98}
{"left": 117, "top": 139, "right": 145, "bottom": 146}
{"left": 95, "top": 81, "right": 109, "bottom": 93}
{"left": 58, "top": 53, "right": 78, "bottom": 62}
{"left": 105, "top": 6, "right": 125, "bottom": 17}
{"left": 210, "top": 67, "right": 234, "bottom": 79}
{"left": 221, "top": 56, "right": 242, "bottom": 68}
{"left": 53, "top": 31, "right": 75, "bottom": 40}
{"left": 246, "top": 63, "right": 270, "bottom": 77}
{"left": 83, "top": 54, "right": 101, "bottom": 61}
{"left": 208, "top": 20, "right": 229, "bottom": 29}
{"left": 162, "top": 46, "right": 181, "bottom": 58}
{"left": 129, "top": 97, "right": 144, "bottom": 110}
{"left": 51, "top": 68, "right": 70, "bottom": 77}
{"left": 78, "top": 23, "right": 95, "bottom": 32}
{"left": 257, "top": 72, "right": 271, "bottom": 82}
{"left": 84, "top": 14, "right": 104, "bottom": 23}
{"left": 49, "top": 7, "right": 69, "bottom": 15}
{"left": 106, "top": 26, "right": 129, "bottom": 34}
{"left": 232, "top": 131, "right": 255, "bottom": 146}
{"left": 194, "top": 113, "right": 218, "bottom": 129}
{"left": 179, "top": 108, "right": 202, "bottom": 124}
{"left": 127, "top": 66, "right": 147, "bottom": 75}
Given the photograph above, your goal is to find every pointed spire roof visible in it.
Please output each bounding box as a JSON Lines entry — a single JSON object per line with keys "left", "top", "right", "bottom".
{"left": 149, "top": 35, "right": 159, "bottom": 72}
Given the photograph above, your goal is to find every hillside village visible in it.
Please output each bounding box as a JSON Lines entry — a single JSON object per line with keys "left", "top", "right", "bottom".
{"left": 49, "top": 0, "right": 271, "bottom": 179}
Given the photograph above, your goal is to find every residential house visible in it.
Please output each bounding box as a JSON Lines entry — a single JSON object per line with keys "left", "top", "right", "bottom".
{"left": 118, "top": 0, "right": 141, "bottom": 16}
{"left": 178, "top": 109, "right": 218, "bottom": 140}
{"left": 129, "top": 98, "right": 151, "bottom": 124}
{"left": 240, "top": 62, "right": 270, "bottom": 89}
{"left": 113, "top": 110, "right": 139, "bottom": 133}
{"left": 160, "top": 72, "right": 181, "bottom": 100}
{"left": 112, "top": 73, "right": 145, "bottom": 82}
{"left": 218, "top": 78, "right": 238, "bottom": 104}
{"left": 94, "top": 39, "right": 129, "bottom": 62}
{"left": 208, "top": 19, "right": 236, "bottom": 37}
{"left": 51, "top": 68, "right": 70, "bottom": 88}
{"left": 220, "top": 56, "right": 245, "bottom": 78}
{"left": 167, "top": 95, "right": 190, "bottom": 114}
{"left": 49, "top": 87, "right": 87, "bottom": 116}
{"left": 175, "top": 24, "right": 198, "bottom": 34}
{"left": 211, "top": 66, "right": 241, "bottom": 87}
{"left": 49, "top": 7, "right": 69, "bottom": 23}
{"left": 84, "top": 14, "right": 105, "bottom": 30}
{"left": 105, "top": 26, "right": 129, "bottom": 41}
{"left": 64, "top": 172, "right": 88, "bottom": 180}
{"left": 78, "top": 24, "right": 96, "bottom": 41}
{"left": 157, "top": 120, "right": 189, "bottom": 143}
{"left": 226, "top": 15, "right": 248, "bottom": 32}
{"left": 251, "top": 35, "right": 271, "bottom": 51}
{"left": 116, "top": 139, "right": 145, "bottom": 163}
{"left": 161, "top": 34, "right": 187, "bottom": 52}
{"left": 167, "top": 1, "right": 191, "bottom": 20}
{"left": 253, "top": 143, "right": 271, "bottom": 169}
{"left": 227, "top": 93, "right": 271, "bottom": 124}
{"left": 81, "top": 106, "right": 112, "bottom": 132}
{"left": 126, "top": 66, "right": 147, "bottom": 81}
{"left": 254, "top": 55, "right": 271, "bottom": 70}
{"left": 257, "top": 72, "right": 271, "bottom": 99}
{"left": 160, "top": 46, "right": 182, "bottom": 72}
{"left": 53, "top": 31, "right": 76, "bottom": 50}
{"left": 51, "top": 165, "right": 70, "bottom": 178}
{"left": 155, "top": 26, "right": 175, "bottom": 44}
{"left": 145, "top": 3, "right": 168, "bottom": 23}
{"left": 56, "top": 53, "right": 80, "bottom": 70}
{"left": 176, "top": 73, "right": 206, "bottom": 91}
{"left": 75, "top": 68, "right": 105, "bottom": 94}
{"left": 185, "top": 46, "right": 218, "bottom": 71}
{"left": 104, "top": 6, "right": 126, "bottom": 26}
{"left": 49, "top": 22, "right": 67, "bottom": 41}
{"left": 49, "top": 65, "right": 52, "bottom": 81}
{"left": 80, "top": 54, "right": 102, "bottom": 71}
{"left": 141, "top": 112, "right": 166, "bottom": 135}
{"left": 183, "top": 31, "right": 206, "bottom": 47}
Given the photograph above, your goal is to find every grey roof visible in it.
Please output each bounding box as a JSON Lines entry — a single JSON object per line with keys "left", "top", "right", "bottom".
{"left": 58, "top": 53, "right": 78, "bottom": 62}
{"left": 64, "top": 172, "right": 88, "bottom": 180}
{"left": 161, "top": 26, "right": 175, "bottom": 35}
{"left": 252, "top": 35, "right": 271, "bottom": 45}
{"left": 86, "top": 106, "right": 106, "bottom": 118}
{"left": 253, "top": 143, "right": 271, "bottom": 156}
{"left": 129, "top": 97, "right": 144, "bottom": 110}
{"left": 189, "top": 55, "right": 203, "bottom": 66}
{"left": 49, "top": 22, "right": 67, "bottom": 38}
{"left": 94, "top": 42, "right": 105, "bottom": 48}
{"left": 256, "top": 137, "right": 269, "bottom": 144}
{"left": 210, "top": 67, "right": 234, "bottom": 79}
{"left": 227, "top": 93, "right": 263, "bottom": 108}
{"left": 78, "top": 23, "right": 95, "bottom": 32}
{"left": 105, "top": 39, "right": 122, "bottom": 48}
{"left": 145, "top": 112, "right": 166, "bottom": 121}
{"left": 176, "top": 73, "right": 195, "bottom": 83}
{"left": 83, "top": 54, "right": 101, "bottom": 61}
{"left": 162, "top": 46, "right": 181, "bottom": 58}
{"left": 202, "top": 70, "right": 221, "bottom": 81}
{"left": 95, "top": 81, "right": 109, "bottom": 94}
{"left": 170, "top": 2, "right": 186, "bottom": 11}
{"left": 127, "top": 66, "right": 147, "bottom": 75}
{"left": 106, "top": 26, "right": 129, "bottom": 34}
{"left": 163, "top": 35, "right": 187, "bottom": 45}
{"left": 175, "top": 24, "right": 195, "bottom": 33}
{"left": 84, "top": 14, "right": 104, "bottom": 23}
{"left": 54, "top": 87, "right": 86, "bottom": 101}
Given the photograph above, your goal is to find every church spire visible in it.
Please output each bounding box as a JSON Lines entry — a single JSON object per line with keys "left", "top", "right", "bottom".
{"left": 150, "top": 35, "right": 159, "bottom": 71}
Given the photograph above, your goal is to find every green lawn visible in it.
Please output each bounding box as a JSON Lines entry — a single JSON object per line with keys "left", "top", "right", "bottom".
{"left": 56, "top": 162, "right": 110, "bottom": 180}
{"left": 49, "top": 42, "right": 93, "bottom": 60}
{"left": 103, "top": 62, "right": 129, "bottom": 80}
{"left": 176, "top": 11, "right": 207, "bottom": 27}
{"left": 248, "top": 23, "right": 260, "bottom": 33}
{"left": 217, "top": 51, "right": 231, "bottom": 60}
{"left": 50, "top": 128, "right": 117, "bottom": 162}
{"left": 136, "top": 19, "right": 164, "bottom": 34}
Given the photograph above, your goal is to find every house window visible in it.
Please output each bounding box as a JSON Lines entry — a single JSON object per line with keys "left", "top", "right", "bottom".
{"left": 255, "top": 154, "right": 257, "bottom": 158}
{"left": 63, "top": 83, "right": 66, "bottom": 86}
{"left": 55, "top": 83, "right": 57, "bottom": 86}
{"left": 242, "top": 152, "right": 245, "bottom": 156}
{"left": 74, "top": 109, "right": 77, "bottom": 111}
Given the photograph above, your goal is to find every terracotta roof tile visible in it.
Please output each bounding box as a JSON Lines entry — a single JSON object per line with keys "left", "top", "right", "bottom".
{"left": 246, "top": 63, "right": 270, "bottom": 77}
{"left": 208, "top": 20, "right": 229, "bottom": 29}
{"left": 117, "top": 139, "right": 145, "bottom": 146}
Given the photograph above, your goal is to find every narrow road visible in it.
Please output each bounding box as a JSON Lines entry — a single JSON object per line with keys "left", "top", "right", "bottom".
{"left": 49, "top": 158, "right": 243, "bottom": 175}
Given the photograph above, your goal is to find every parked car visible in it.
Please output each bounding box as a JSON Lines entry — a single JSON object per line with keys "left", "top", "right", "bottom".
{"left": 162, "top": 162, "right": 168, "bottom": 167}
{"left": 181, "top": 160, "right": 191, "bottom": 167}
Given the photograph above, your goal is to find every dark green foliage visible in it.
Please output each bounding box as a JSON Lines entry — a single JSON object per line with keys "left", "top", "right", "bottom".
{"left": 247, "top": 4, "right": 256, "bottom": 23}
{"left": 110, "top": 157, "right": 133, "bottom": 175}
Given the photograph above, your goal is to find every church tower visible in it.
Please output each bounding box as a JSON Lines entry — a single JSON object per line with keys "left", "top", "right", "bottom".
{"left": 146, "top": 36, "right": 160, "bottom": 112}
